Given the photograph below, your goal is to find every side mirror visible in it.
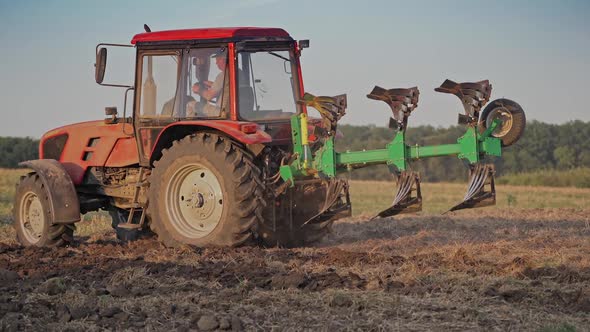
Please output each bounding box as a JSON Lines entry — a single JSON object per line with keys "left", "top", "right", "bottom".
{"left": 298, "top": 40, "right": 310, "bottom": 49}
{"left": 95, "top": 48, "right": 107, "bottom": 84}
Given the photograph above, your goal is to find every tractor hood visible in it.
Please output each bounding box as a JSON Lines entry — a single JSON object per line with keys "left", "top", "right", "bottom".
{"left": 41, "top": 120, "right": 127, "bottom": 140}
{"left": 40, "top": 120, "right": 139, "bottom": 185}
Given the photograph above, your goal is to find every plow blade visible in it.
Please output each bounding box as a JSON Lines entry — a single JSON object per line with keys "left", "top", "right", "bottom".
{"left": 449, "top": 164, "right": 496, "bottom": 212}
{"left": 435, "top": 79, "right": 492, "bottom": 122}
{"left": 374, "top": 171, "right": 422, "bottom": 219}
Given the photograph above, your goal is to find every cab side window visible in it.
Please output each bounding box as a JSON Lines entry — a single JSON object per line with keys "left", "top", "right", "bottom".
{"left": 139, "top": 54, "right": 180, "bottom": 118}
{"left": 186, "top": 48, "right": 229, "bottom": 118}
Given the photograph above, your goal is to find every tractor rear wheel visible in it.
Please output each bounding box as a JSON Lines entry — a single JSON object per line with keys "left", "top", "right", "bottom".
{"left": 148, "top": 133, "right": 263, "bottom": 247}
{"left": 108, "top": 208, "right": 153, "bottom": 242}
{"left": 13, "top": 173, "right": 74, "bottom": 247}
{"left": 480, "top": 98, "right": 526, "bottom": 147}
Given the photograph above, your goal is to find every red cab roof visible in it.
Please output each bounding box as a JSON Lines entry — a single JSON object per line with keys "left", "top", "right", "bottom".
{"left": 131, "top": 27, "right": 291, "bottom": 44}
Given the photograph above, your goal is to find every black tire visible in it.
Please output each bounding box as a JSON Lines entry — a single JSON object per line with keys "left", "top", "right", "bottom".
{"left": 108, "top": 207, "right": 153, "bottom": 242}
{"left": 480, "top": 98, "right": 526, "bottom": 147}
{"left": 13, "top": 173, "right": 74, "bottom": 247}
{"left": 148, "top": 133, "right": 264, "bottom": 247}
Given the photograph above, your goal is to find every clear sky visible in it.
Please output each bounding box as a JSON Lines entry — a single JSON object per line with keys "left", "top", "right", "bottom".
{"left": 0, "top": 0, "right": 589, "bottom": 137}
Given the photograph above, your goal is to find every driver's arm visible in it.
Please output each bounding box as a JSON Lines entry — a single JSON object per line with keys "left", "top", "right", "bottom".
{"left": 200, "top": 86, "right": 218, "bottom": 101}
{"left": 194, "top": 72, "right": 224, "bottom": 101}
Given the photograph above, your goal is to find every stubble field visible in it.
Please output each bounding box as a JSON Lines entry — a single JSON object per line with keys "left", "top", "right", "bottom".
{"left": 0, "top": 169, "right": 589, "bottom": 331}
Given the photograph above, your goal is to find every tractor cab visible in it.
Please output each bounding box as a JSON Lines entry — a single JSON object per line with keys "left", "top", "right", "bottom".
{"left": 96, "top": 27, "right": 308, "bottom": 164}
{"left": 134, "top": 38, "right": 300, "bottom": 121}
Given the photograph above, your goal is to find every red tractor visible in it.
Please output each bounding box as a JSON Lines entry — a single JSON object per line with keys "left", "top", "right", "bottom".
{"left": 13, "top": 26, "right": 526, "bottom": 248}
{"left": 13, "top": 26, "right": 351, "bottom": 248}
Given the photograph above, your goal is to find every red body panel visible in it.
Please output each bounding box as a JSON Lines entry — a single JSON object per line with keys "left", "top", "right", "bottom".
{"left": 105, "top": 137, "right": 140, "bottom": 167}
{"left": 40, "top": 121, "right": 139, "bottom": 185}
{"left": 150, "top": 120, "right": 272, "bottom": 157}
{"left": 131, "top": 27, "right": 290, "bottom": 44}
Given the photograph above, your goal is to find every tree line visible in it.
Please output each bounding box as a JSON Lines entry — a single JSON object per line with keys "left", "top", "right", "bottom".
{"left": 0, "top": 137, "right": 38, "bottom": 168}
{"left": 0, "top": 120, "right": 588, "bottom": 183}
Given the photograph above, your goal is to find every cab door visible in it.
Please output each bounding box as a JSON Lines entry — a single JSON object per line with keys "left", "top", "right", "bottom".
{"left": 134, "top": 46, "right": 232, "bottom": 166}
{"left": 134, "top": 49, "right": 183, "bottom": 165}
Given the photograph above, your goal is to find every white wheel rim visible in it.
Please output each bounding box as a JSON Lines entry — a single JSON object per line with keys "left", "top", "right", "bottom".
{"left": 166, "top": 163, "right": 224, "bottom": 239}
{"left": 486, "top": 107, "right": 513, "bottom": 138}
{"left": 20, "top": 191, "right": 45, "bottom": 244}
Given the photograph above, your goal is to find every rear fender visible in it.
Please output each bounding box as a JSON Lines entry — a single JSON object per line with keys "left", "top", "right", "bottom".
{"left": 150, "top": 121, "right": 272, "bottom": 164}
{"left": 19, "top": 159, "right": 81, "bottom": 224}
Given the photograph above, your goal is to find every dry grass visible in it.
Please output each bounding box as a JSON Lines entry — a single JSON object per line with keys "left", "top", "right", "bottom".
{"left": 0, "top": 169, "right": 28, "bottom": 224}
{"left": 349, "top": 180, "right": 590, "bottom": 216}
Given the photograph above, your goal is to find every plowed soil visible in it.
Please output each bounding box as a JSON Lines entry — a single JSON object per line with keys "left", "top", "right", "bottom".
{"left": 1, "top": 208, "right": 590, "bottom": 331}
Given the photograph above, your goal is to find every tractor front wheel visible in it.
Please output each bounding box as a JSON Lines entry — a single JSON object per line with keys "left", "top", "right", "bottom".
{"left": 148, "top": 133, "right": 263, "bottom": 247}
{"left": 13, "top": 173, "right": 74, "bottom": 247}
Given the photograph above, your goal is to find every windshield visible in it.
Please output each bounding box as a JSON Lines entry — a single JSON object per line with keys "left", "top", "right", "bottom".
{"left": 138, "top": 47, "right": 229, "bottom": 122}
{"left": 237, "top": 49, "right": 298, "bottom": 121}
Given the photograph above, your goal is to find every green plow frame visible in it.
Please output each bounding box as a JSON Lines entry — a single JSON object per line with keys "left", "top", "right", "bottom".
{"left": 279, "top": 79, "right": 524, "bottom": 218}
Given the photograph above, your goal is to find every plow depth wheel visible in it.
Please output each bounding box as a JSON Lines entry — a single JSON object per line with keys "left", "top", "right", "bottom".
{"left": 13, "top": 173, "right": 74, "bottom": 247}
{"left": 148, "top": 133, "right": 263, "bottom": 247}
{"left": 480, "top": 98, "right": 526, "bottom": 147}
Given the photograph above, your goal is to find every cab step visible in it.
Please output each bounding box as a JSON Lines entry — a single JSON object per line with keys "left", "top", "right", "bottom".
{"left": 117, "top": 223, "right": 143, "bottom": 230}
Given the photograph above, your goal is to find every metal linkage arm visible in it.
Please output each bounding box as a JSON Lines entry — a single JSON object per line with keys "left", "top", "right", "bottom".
{"left": 280, "top": 82, "right": 503, "bottom": 186}
{"left": 326, "top": 119, "right": 502, "bottom": 172}
{"left": 281, "top": 115, "right": 503, "bottom": 186}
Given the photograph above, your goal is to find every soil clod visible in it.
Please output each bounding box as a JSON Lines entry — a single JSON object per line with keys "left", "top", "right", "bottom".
{"left": 197, "top": 314, "right": 219, "bottom": 331}
{"left": 37, "top": 277, "right": 67, "bottom": 295}
{"left": 0, "top": 269, "right": 19, "bottom": 283}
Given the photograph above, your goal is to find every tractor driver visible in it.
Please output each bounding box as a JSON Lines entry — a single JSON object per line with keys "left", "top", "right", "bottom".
{"left": 189, "top": 50, "right": 229, "bottom": 117}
